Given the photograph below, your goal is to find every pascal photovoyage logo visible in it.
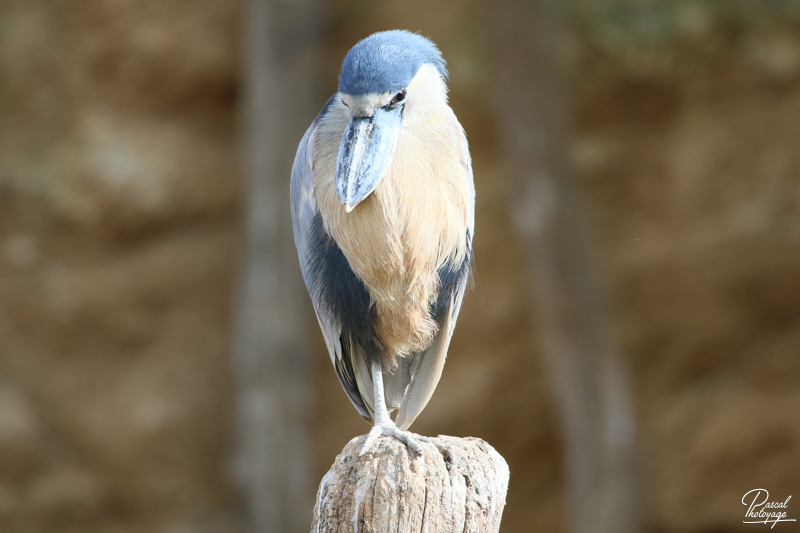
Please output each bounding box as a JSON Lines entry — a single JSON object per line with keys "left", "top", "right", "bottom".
{"left": 742, "top": 488, "right": 796, "bottom": 528}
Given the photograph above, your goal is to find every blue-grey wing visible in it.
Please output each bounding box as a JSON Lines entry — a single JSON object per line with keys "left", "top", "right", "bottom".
{"left": 290, "top": 111, "right": 372, "bottom": 420}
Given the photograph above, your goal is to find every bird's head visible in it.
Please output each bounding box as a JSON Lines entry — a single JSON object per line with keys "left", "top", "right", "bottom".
{"left": 335, "top": 30, "right": 448, "bottom": 213}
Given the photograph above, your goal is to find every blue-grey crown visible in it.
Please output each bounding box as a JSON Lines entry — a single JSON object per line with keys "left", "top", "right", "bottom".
{"left": 338, "top": 30, "right": 448, "bottom": 96}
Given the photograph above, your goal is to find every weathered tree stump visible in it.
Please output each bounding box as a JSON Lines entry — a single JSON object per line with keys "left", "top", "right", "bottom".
{"left": 310, "top": 433, "right": 509, "bottom": 533}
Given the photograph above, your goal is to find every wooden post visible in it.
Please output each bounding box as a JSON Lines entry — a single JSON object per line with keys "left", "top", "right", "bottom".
{"left": 311, "top": 434, "right": 509, "bottom": 533}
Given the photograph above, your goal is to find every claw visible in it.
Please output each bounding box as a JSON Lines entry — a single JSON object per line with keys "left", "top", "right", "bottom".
{"left": 359, "top": 424, "right": 425, "bottom": 457}
{"left": 358, "top": 359, "right": 428, "bottom": 458}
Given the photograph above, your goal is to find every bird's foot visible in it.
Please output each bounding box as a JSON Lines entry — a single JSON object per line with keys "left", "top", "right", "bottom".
{"left": 359, "top": 424, "right": 429, "bottom": 457}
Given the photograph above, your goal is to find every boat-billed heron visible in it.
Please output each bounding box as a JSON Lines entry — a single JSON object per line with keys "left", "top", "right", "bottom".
{"left": 290, "top": 30, "right": 474, "bottom": 455}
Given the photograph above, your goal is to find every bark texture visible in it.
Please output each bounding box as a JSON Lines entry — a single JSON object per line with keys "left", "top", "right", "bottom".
{"left": 311, "top": 434, "right": 509, "bottom": 533}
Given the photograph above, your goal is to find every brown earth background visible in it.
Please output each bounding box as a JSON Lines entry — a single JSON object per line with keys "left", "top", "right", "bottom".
{"left": 1, "top": 1, "right": 799, "bottom": 532}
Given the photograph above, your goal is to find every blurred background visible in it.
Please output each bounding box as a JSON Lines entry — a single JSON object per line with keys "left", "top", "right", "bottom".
{"left": 1, "top": 0, "right": 799, "bottom": 532}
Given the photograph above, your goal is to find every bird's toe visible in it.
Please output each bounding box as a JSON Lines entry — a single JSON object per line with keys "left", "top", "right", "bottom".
{"left": 358, "top": 424, "right": 425, "bottom": 457}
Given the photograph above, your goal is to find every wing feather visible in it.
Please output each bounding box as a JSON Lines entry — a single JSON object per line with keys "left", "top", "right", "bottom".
{"left": 394, "top": 256, "right": 470, "bottom": 430}
{"left": 291, "top": 104, "right": 372, "bottom": 420}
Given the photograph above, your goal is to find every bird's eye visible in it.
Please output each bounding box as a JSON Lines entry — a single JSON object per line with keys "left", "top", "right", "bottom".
{"left": 390, "top": 89, "right": 407, "bottom": 105}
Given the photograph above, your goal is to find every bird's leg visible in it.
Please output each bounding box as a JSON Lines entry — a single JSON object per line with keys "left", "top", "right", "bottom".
{"left": 359, "top": 358, "right": 425, "bottom": 457}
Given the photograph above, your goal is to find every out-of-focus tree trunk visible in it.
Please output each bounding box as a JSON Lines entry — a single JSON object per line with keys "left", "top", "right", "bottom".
{"left": 232, "top": 1, "right": 321, "bottom": 532}
{"left": 486, "top": 2, "right": 642, "bottom": 533}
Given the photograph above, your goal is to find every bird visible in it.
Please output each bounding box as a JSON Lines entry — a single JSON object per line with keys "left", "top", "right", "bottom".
{"left": 290, "top": 30, "right": 474, "bottom": 456}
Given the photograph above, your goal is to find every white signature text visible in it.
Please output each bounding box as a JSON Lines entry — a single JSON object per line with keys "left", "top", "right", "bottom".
{"left": 742, "top": 489, "right": 796, "bottom": 529}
